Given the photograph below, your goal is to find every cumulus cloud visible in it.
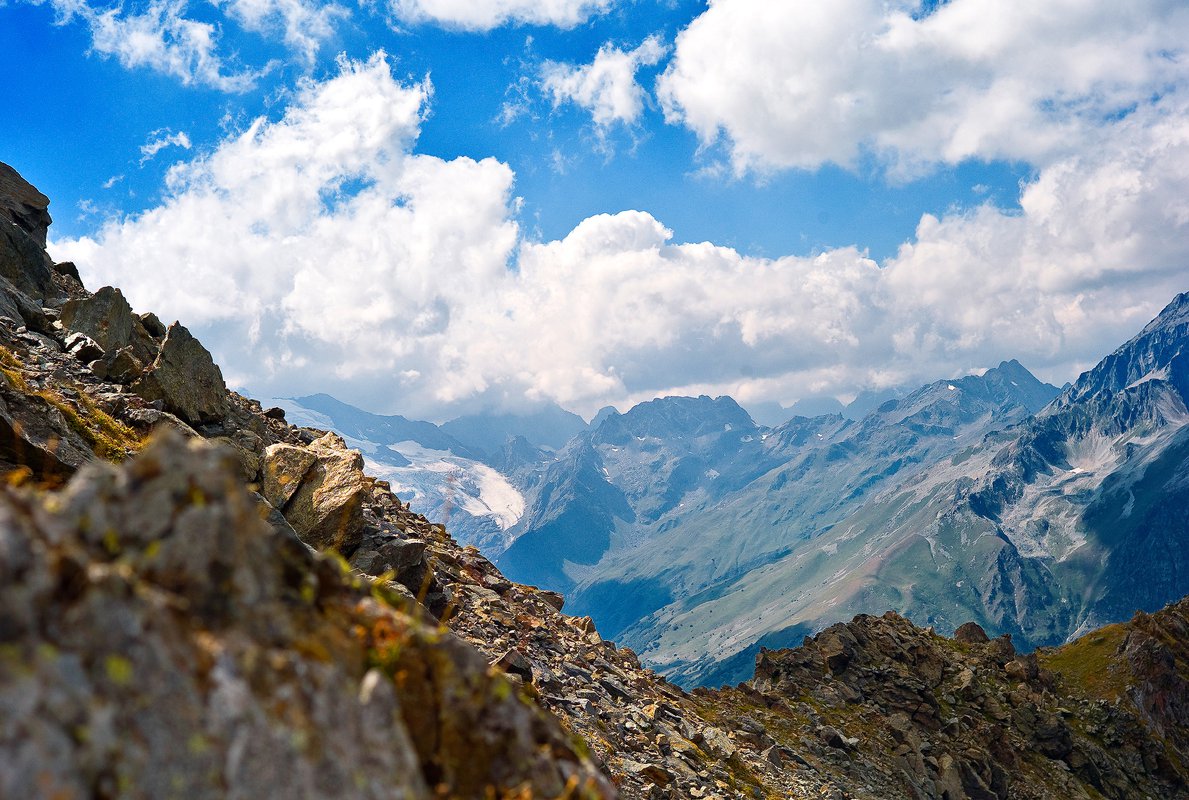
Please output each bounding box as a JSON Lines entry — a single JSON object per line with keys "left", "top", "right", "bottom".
{"left": 387, "top": 0, "right": 612, "bottom": 31}
{"left": 658, "top": 0, "right": 1189, "bottom": 175}
{"left": 57, "top": 53, "right": 520, "bottom": 413}
{"left": 139, "top": 128, "right": 192, "bottom": 164}
{"left": 53, "top": 53, "right": 1189, "bottom": 420}
{"left": 214, "top": 0, "right": 347, "bottom": 63}
{"left": 540, "top": 35, "right": 667, "bottom": 129}
{"left": 39, "top": 0, "right": 264, "bottom": 90}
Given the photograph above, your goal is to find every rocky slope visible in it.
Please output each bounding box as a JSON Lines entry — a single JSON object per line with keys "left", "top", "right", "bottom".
{"left": 698, "top": 600, "right": 1189, "bottom": 799}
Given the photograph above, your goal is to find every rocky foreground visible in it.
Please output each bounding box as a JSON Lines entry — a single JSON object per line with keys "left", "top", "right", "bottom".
{"left": 2, "top": 160, "right": 1189, "bottom": 799}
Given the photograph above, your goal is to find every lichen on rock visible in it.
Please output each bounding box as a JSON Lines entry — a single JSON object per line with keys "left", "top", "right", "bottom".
{"left": 0, "top": 431, "right": 612, "bottom": 799}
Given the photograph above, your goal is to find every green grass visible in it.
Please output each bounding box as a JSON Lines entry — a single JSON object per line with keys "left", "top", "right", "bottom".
{"left": 1038, "top": 622, "right": 1129, "bottom": 702}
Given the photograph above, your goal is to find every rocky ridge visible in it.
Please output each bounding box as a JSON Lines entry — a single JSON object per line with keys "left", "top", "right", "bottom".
{"left": 695, "top": 608, "right": 1189, "bottom": 799}
{"left": 3, "top": 161, "right": 1189, "bottom": 799}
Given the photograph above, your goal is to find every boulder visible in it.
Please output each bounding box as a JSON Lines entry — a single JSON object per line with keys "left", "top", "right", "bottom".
{"left": 955, "top": 622, "right": 991, "bottom": 644}
{"left": 262, "top": 443, "right": 318, "bottom": 508}
{"left": 494, "top": 648, "right": 535, "bottom": 683}
{"left": 138, "top": 311, "right": 167, "bottom": 338}
{"left": 60, "top": 286, "right": 157, "bottom": 362}
{"left": 53, "top": 261, "right": 82, "bottom": 284}
{"left": 351, "top": 536, "right": 428, "bottom": 578}
{"left": 64, "top": 331, "right": 104, "bottom": 363}
{"left": 132, "top": 322, "right": 230, "bottom": 426}
{"left": 818, "top": 626, "right": 856, "bottom": 674}
{"left": 262, "top": 433, "right": 369, "bottom": 556}
{"left": 90, "top": 346, "right": 145, "bottom": 383}
{"left": 0, "top": 275, "right": 52, "bottom": 334}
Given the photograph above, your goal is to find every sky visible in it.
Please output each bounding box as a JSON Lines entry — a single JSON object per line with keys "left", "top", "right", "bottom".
{"left": 2, "top": 0, "right": 1188, "bottom": 421}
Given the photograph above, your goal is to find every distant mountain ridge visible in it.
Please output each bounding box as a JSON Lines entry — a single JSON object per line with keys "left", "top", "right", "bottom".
{"left": 274, "top": 298, "right": 1188, "bottom": 691}
{"left": 442, "top": 403, "right": 587, "bottom": 459}
{"left": 589, "top": 297, "right": 1188, "bottom": 687}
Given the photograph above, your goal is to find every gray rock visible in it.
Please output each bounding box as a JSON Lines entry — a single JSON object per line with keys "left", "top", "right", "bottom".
{"left": 64, "top": 331, "right": 104, "bottom": 363}
{"left": 60, "top": 286, "right": 157, "bottom": 362}
{"left": 0, "top": 160, "right": 51, "bottom": 247}
{"left": 132, "top": 322, "right": 230, "bottom": 426}
{"left": 351, "top": 536, "right": 428, "bottom": 578}
{"left": 90, "top": 346, "right": 144, "bottom": 383}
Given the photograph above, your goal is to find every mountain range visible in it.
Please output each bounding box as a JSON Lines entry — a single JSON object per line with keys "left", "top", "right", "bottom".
{"left": 287, "top": 298, "right": 1189, "bottom": 689}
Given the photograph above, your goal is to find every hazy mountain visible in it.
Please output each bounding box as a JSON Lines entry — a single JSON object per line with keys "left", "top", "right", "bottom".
{"left": 843, "top": 387, "right": 906, "bottom": 419}
{"left": 789, "top": 395, "right": 846, "bottom": 418}
{"left": 562, "top": 300, "right": 1188, "bottom": 687}
{"left": 489, "top": 356, "right": 1102, "bottom": 686}
{"left": 441, "top": 402, "right": 587, "bottom": 459}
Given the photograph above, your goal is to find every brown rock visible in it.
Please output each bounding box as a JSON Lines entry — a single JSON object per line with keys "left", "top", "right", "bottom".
{"left": 954, "top": 622, "right": 991, "bottom": 644}
{"left": 266, "top": 433, "right": 369, "bottom": 555}
{"left": 494, "top": 648, "right": 535, "bottom": 683}
{"left": 262, "top": 443, "right": 318, "bottom": 508}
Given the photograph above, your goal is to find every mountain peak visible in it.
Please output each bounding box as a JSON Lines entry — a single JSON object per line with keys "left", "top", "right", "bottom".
{"left": 1061, "top": 291, "right": 1189, "bottom": 406}
{"left": 442, "top": 402, "right": 587, "bottom": 456}
{"left": 1139, "top": 290, "right": 1189, "bottom": 336}
{"left": 594, "top": 394, "right": 756, "bottom": 443}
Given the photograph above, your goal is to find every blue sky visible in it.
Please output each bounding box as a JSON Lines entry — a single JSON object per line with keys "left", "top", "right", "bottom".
{"left": 3, "top": 0, "right": 1187, "bottom": 419}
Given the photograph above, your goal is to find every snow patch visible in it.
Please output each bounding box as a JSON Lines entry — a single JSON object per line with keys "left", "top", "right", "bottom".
{"left": 371, "top": 440, "right": 526, "bottom": 531}
{"left": 1126, "top": 366, "right": 1170, "bottom": 390}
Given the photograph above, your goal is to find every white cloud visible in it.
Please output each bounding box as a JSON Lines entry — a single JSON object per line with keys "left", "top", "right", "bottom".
{"left": 41, "top": 0, "right": 265, "bottom": 90}
{"left": 386, "top": 0, "right": 612, "bottom": 31}
{"left": 540, "top": 35, "right": 667, "bottom": 128}
{"left": 139, "top": 128, "right": 192, "bottom": 164}
{"left": 214, "top": 0, "right": 347, "bottom": 63}
{"left": 52, "top": 53, "right": 1189, "bottom": 420}
{"left": 658, "top": 0, "right": 1189, "bottom": 176}
{"left": 56, "top": 53, "right": 520, "bottom": 413}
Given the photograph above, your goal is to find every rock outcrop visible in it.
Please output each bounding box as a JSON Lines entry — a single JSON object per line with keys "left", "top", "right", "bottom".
{"left": 703, "top": 609, "right": 1189, "bottom": 799}
{"left": 0, "top": 161, "right": 51, "bottom": 246}
{"left": 60, "top": 284, "right": 158, "bottom": 361}
{"left": 132, "top": 321, "right": 231, "bottom": 425}
{"left": 263, "top": 433, "right": 370, "bottom": 556}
